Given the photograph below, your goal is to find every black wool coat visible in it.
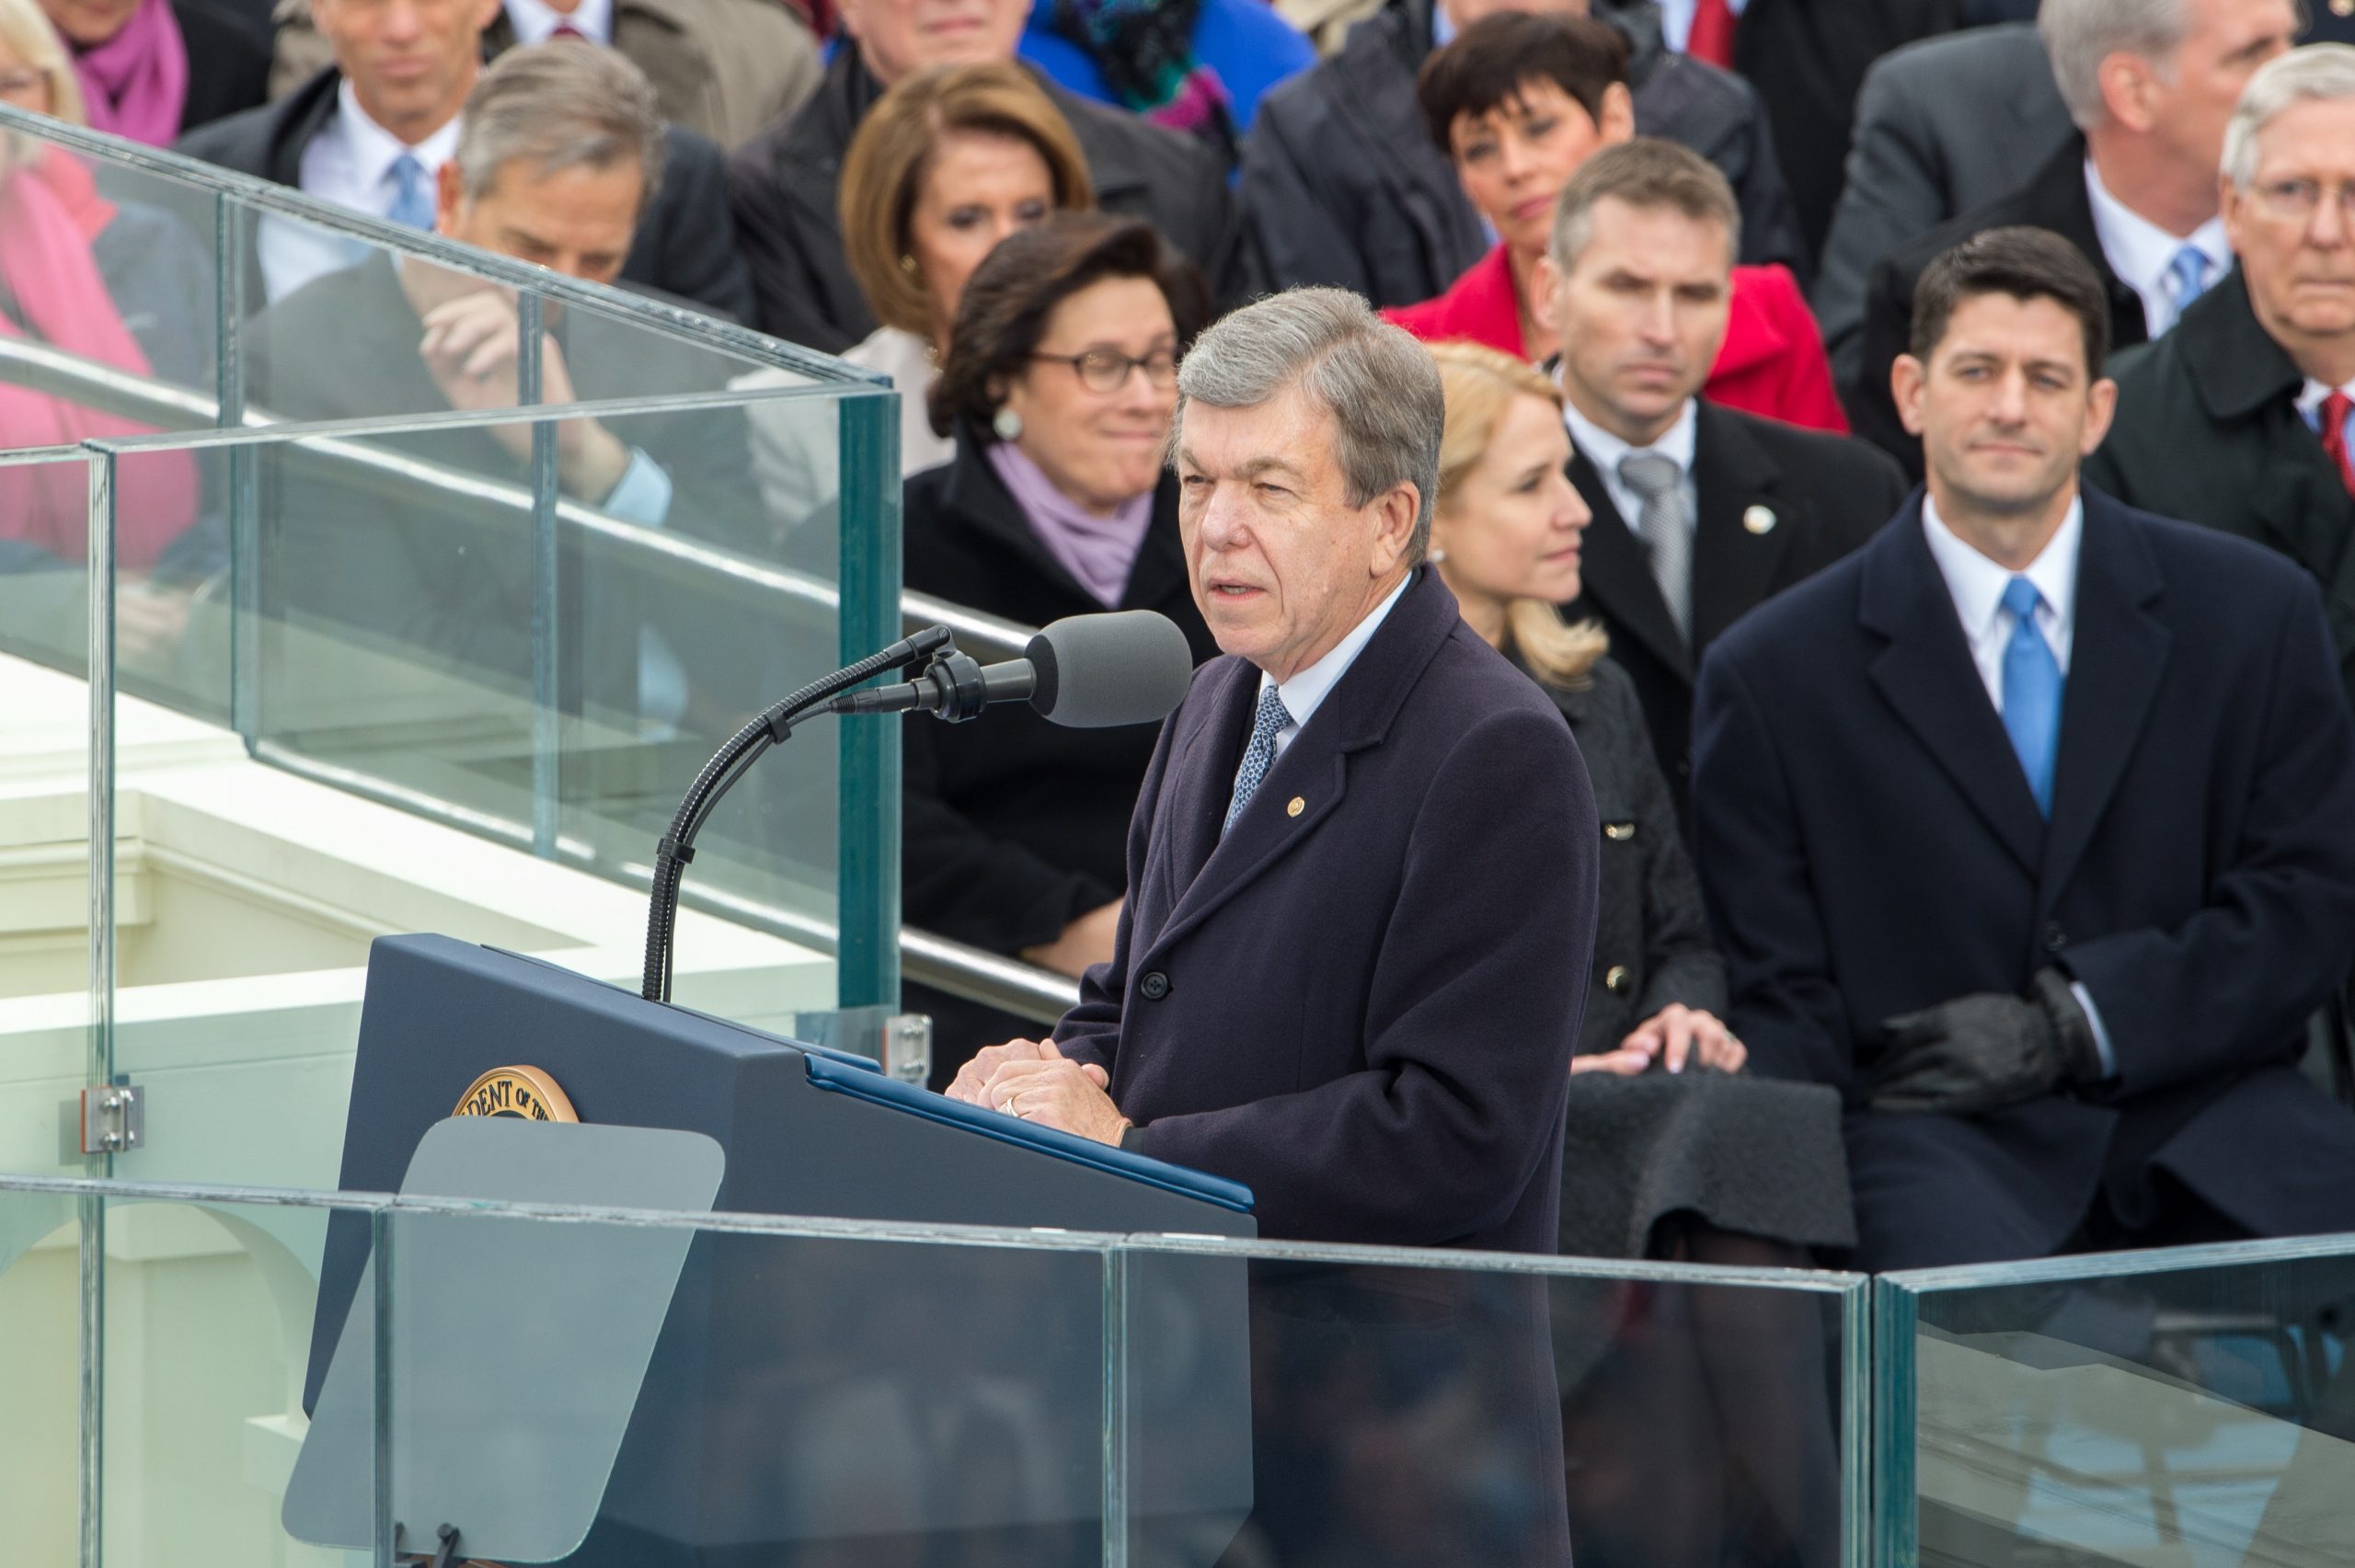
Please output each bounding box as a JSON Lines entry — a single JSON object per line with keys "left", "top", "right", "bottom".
{"left": 1694, "top": 488, "right": 2355, "bottom": 1271}
{"left": 1054, "top": 567, "right": 1597, "bottom": 1253}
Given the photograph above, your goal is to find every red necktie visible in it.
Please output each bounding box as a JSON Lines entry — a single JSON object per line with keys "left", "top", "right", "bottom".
{"left": 1686, "top": 0, "right": 1738, "bottom": 69}
{"left": 2324, "top": 390, "right": 2355, "bottom": 497}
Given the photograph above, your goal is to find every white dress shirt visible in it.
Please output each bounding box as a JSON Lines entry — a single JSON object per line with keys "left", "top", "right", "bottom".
{"left": 1656, "top": 0, "right": 1749, "bottom": 53}
{"left": 504, "top": 0, "right": 614, "bottom": 45}
{"left": 258, "top": 82, "right": 464, "bottom": 302}
{"left": 1561, "top": 395, "right": 1699, "bottom": 556}
{"left": 2296, "top": 375, "right": 2355, "bottom": 444}
{"left": 1919, "top": 492, "right": 2117, "bottom": 1075}
{"left": 2083, "top": 159, "right": 2231, "bottom": 339}
{"left": 1245, "top": 571, "right": 1412, "bottom": 780}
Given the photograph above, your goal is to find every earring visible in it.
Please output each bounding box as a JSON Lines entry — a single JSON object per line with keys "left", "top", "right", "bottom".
{"left": 992, "top": 406, "right": 1023, "bottom": 442}
{"left": 1427, "top": 546, "right": 1448, "bottom": 564}
{"left": 900, "top": 254, "right": 919, "bottom": 276}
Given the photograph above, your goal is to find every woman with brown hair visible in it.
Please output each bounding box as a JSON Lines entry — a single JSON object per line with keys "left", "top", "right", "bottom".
{"left": 902, "top": 210, "right": 1215, "bottom": 1083}
{"left": 837, "top": 59, "right": 1093, "bottom": 477}
{"left": 1431, "top": 339, "right": 1849, "bottom": 1567}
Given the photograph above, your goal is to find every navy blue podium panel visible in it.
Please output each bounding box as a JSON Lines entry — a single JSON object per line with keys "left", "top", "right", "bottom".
{"left": 303, "top": 933, "right": 1256, "bottom": 1567}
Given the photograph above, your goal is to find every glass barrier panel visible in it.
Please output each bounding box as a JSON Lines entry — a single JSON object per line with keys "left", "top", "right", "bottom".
{"left": 0, "top": 1186, "right": 82, "bottom": 1566}
{"left": 1122, "top": 1243, "right": 1867, "bottom": 1568}
{"left": 1879, "top": 1239, "right": 2355, "bottom": 1566}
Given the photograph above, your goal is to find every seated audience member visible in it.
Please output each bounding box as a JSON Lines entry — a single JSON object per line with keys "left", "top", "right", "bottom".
{"left": 1848, "top": 0, "right": 2297, "bottom": 479}
{"left": 1546, "top": 141, "right": 1904, "bottom": 826}
{"left": 902, "top": 212, "right": 1217, "bottom": 1083}
{"left": 1386, "top": 14, "right": 1842, "bottom": 435}
{"left": 726, "top": 0, "right": 1248, "bottom": 353}
{"left": 42, "top": 0, "right": 267, "bottom": 143}
{"left": 1022, "top": 0, "right": 1315, "bottom": 173}
{"left": 177, "top": 0, "right": 753, "bottom": 320}
{"left": 1694, "top": 226, "right": 2355, "bottom": 1272}
{"left": 1814, "top": 23, "right": 2073, "bottom": 383}
{"left": 0, "top": 0, "right": 207, "bottom": 624}
{"left": 2085, "top": 46, "right": 2355, "bottom": 706}
{"left": 266, "top": 0, "right": 822, "bottom": 153}
{"left": 240, "top": 43, "right": 754, "bottom": 700}
{"left": 1241, "top": 0, "right": 1804, "bottom": 311}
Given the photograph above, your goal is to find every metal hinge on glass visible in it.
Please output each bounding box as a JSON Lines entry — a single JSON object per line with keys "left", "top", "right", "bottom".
{"left": 79, "top": 1082, "right": 144, "bottom": 1155}
{"left": 884, "top": 1014, "right": 933, "bottom": 1087}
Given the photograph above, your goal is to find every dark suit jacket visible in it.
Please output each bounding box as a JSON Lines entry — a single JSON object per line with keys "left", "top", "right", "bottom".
{"left": 900, "top": 429, "right": 1219, "bottom": 1074}
{"left": 1693, "top": 488, "right": 2355, "bottom": 1270}
{"left": 1730, "top": 0, "right": 1965, "bottom": 262}
{"left": 1051, "top": 567, "right": 1596, "bottom": 1252}
{"left": 2084, "top": 267, "right": 2355, "bottom": 710}
{"left": 1847, "top": 138, "right": 2147, "bottom": 478}
{"left": 174, "top": 68, "right": 754, "bottom": 323}
{"left": 1238, "top": 0, "right": 1805, "bottom": 311}
{"left": 1813, "top": 23, "right": 2074, "bottom": 383}
{"left": 173, "top": 0, "right": 272, "bottom": 136}
{"left": 727, "top": 45, "right": 1252, "bottom": 353}
{"left": 1561, "top": 398, "right": 1904, "bottom": 825}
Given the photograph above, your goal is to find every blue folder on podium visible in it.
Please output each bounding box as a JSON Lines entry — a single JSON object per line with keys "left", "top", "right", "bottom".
{"left": 299, "top": 933, "right": 1257, "bottom": 1566}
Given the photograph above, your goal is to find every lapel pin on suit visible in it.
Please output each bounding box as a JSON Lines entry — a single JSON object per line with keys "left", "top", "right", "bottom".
{"left": 1286, "top": 796, "right": 1305, "bottom": 818}
{"left": 1744, "top": 505, "right": 1777, "bottom": 535}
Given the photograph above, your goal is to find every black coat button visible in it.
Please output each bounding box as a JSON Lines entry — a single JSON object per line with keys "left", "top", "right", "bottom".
{"left": 2043, "top": 923, "right": 2067, "bottom": 951}
{"left": 1139, "top": 970, "right": 1170, "bottom": 1001}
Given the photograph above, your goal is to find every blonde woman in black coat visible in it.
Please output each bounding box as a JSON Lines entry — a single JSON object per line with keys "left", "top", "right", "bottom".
{"left": 1430, "top": 340, "right": 1847, "bottom": 1568}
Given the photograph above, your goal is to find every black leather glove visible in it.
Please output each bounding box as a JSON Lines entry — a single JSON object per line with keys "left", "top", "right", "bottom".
{"left": 1868, "top": 968, "right": 2102, "bottom": 1116}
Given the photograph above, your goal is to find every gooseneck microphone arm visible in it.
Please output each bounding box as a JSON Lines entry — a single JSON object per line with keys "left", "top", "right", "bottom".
{"left": 640, "top": 625, "right": 954, "bottom": 1004}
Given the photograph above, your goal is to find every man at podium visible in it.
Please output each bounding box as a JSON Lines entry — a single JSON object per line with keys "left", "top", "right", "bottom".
{"left": 949, "top": 285, "right": 1599, "bottom": 1253}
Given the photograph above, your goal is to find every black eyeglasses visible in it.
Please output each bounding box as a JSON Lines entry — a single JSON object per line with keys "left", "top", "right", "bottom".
{"left": 1029, "top": 347, "right": 1179, "bottom": 394}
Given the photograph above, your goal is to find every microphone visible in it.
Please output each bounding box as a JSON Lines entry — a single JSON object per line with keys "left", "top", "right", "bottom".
{"left": 832, "top": 610, "right": 1194, "bottom": 727}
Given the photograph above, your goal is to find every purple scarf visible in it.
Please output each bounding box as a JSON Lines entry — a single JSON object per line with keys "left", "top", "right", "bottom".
{"left": 988, "top": 439, "right": 1154, "bottom": 609}
{"left": 71, "top": 0, "right": 190, "bottom": 147}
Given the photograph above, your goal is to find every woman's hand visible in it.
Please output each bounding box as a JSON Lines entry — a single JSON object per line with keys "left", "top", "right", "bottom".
{"left": 1621, "top": 1004, "right": 1746, "bottom": 1074}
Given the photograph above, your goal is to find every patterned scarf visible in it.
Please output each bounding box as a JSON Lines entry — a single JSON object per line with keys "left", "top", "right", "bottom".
{"left": 1050, "top": 0, "right": 1238, "bottom": 166}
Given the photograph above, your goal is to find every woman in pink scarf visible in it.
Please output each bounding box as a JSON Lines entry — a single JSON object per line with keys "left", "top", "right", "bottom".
{"left": 40, "top": 0, "right": 268, "bottom": 146}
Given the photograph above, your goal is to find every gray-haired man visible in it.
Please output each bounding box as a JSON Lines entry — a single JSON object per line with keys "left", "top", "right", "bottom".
{"left": 948, "top": 284, "right": 1591, "bottom": 1564}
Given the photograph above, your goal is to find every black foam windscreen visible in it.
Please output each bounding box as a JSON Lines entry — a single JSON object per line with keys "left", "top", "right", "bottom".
{"left": 1025, "top": 611, "right": 1195, "bottom": 727}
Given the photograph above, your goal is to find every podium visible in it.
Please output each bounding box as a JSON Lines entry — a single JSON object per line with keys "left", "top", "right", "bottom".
{"left": 291, "top": 933, "right": 1256, "bottom": 1566}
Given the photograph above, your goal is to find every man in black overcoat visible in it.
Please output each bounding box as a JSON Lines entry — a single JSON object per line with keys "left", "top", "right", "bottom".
{"left": 1694, "top": 227, "right": 2355, "bottom": 1272}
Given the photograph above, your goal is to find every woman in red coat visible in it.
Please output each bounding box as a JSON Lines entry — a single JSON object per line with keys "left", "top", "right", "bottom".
{"left": 1382, "top": 11, "right": 1845, "bottom": 435}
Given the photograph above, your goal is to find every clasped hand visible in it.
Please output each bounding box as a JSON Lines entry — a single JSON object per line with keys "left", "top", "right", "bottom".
{"left": 1868, "top": 967, "right": 2099, "bottom": 1116}
{"left": 946, "top": 1037, "right": 1129, "bottom": 1145}
{"left": 1573, "top": 1004, "right": 1747, "bottom": 1077}
{"left": 418, "top": 290, "right": 628, "bottom": 498}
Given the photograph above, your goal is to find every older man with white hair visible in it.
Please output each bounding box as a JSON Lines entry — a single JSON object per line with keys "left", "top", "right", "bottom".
{"left": 2088, "top": 43, "right": 2355, "bottom": 709}
{"left": 1844, "top": 0, "right": 2298, "bottom": 478}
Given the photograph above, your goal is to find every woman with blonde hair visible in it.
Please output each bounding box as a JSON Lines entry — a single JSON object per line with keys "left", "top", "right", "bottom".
{"left": 1435, "top": 339, "right": 1850, "bottom": 1565}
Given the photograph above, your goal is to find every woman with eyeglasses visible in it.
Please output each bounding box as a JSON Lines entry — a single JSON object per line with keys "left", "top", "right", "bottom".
{"left": 900, "top": 211, "right": 1218, "bottom": 1085}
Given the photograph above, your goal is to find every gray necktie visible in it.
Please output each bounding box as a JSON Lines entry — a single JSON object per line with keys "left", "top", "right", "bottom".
{"left": 1224, "top": 685, "right": 1292, "bottom": 834}
{"left": 1618, "top": 451, "right": 1693, "bottom": 642}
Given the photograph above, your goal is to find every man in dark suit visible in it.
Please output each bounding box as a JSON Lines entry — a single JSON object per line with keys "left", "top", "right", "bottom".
{"left": 948, "top": 285, "right": 1590, "bottom": 1565}
{"left": 1547, "top": 140, "right": 1905, "bottom": 824}
{"left": 2085, "top": 45, "right": 2355, "bottom": 709}
{"left": 1814, "top": 24, "right": 2074, "bottom": 384}
{"left": 1847, "top": 0, "right": 2297, "bottom": 479}
{"left": 726, "top": 0, "right": 1250, "bottom": 353}
{"left": 1694, "top": 226, "right": 2355, "bottom": 1271}
{"left": 1238, "top": 0, "right": 1806, "bottom": 310}
{"left": 175, "top": 0, "right": 752, "bottom": 321}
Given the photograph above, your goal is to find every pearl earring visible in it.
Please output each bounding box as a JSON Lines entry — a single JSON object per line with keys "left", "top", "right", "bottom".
{"left": 1427, "top": 546, "right": 1449, "bottom": 564}
{"left": 992, "top": 407, "right": 1023, "bottom": 441}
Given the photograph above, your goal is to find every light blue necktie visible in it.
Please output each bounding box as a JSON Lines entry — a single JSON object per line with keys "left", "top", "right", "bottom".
{"left": 2165, "top": 245, "right": 2211, "bottom": 315}
{"left": 1223, "top": 685, "right": 1292, "bottom": 834}
{"left": 386, "top": 153, "right": 435, "bottom": 232}
{"left": 1999, "top": 577, "right": 2063, "bottom": 817}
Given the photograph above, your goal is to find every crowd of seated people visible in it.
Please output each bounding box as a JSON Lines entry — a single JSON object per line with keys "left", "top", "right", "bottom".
{"left": 5, "top": 0, "right": 2355, "bottom": 1300}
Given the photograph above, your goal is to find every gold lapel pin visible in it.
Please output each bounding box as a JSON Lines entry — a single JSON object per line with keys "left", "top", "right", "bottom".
{"left": 1743, "top": 505, "right": 1776, "bottom": 535}
{"left": 1286, "top": 796, "right": 1305, "bottom": 818}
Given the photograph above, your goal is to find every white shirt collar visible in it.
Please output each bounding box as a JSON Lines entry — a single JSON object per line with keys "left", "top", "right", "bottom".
{"left": 504, "top": 0, "right": 613, "bottom": 46}
{"left": 330, "top": 77, "right": 463, "bottom": 189}
{"left": 1258, "top": 571, "right": 1414, "bottom": 741}
{"left": 1920, "top": 490, "right": 2083, "bottom": 671}
{"left": 2083, "top": 157, "right": 2229, "bottom": 336}
{"left": 2298, "top": 377, "right": 2355, "bottom": 421}
{"left": 1559, "top": 395, "right": 1698, "bottom": 483}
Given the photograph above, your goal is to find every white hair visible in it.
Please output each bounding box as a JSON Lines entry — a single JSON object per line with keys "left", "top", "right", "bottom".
{"left": 2039, "top": 0, "right": 2192, "bottom": 129}
{"left": 2223, "top": 43, "right": 2355, "bottom": 187}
